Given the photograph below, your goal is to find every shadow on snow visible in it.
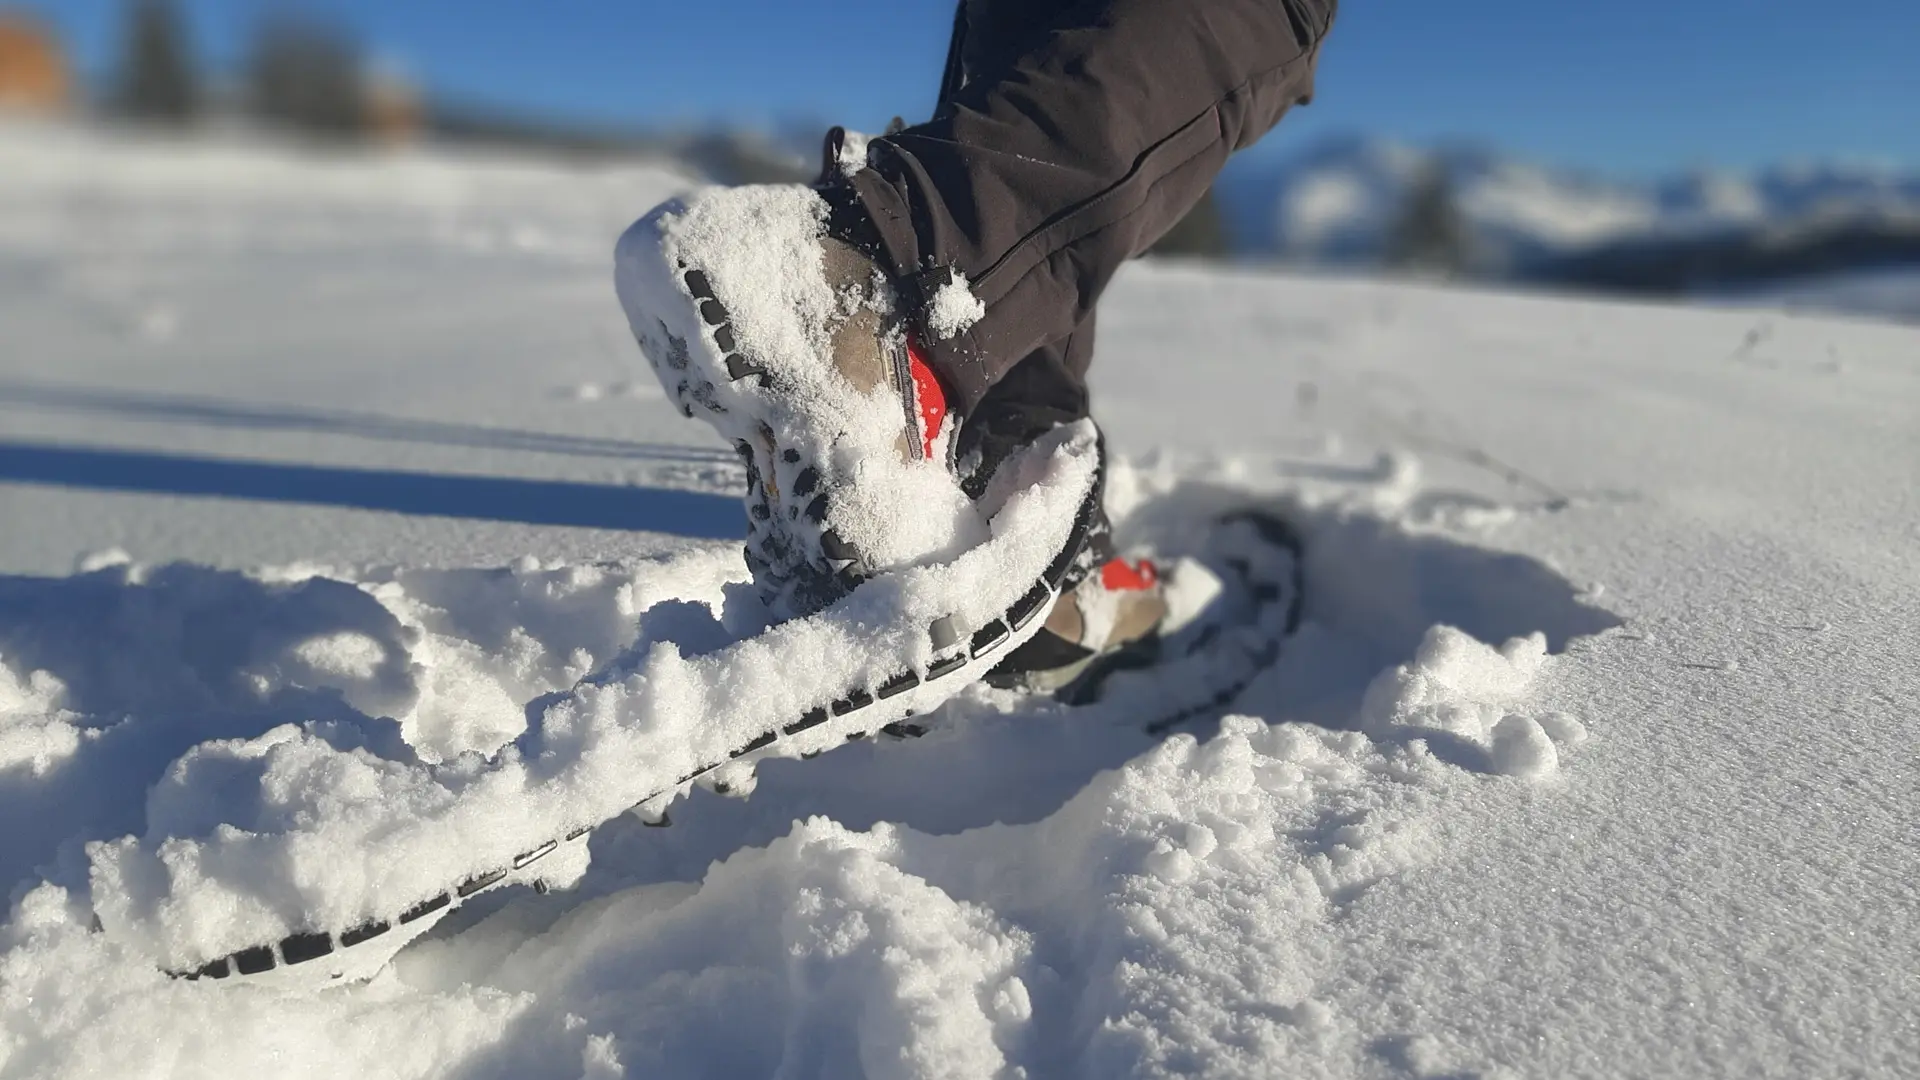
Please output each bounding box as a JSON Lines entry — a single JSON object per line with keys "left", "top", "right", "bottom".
{"left": 0, "top": 379, "right": 736, "bottom": 466}
{"left": 0, "top": 439, "right": 743, "bottom": 536}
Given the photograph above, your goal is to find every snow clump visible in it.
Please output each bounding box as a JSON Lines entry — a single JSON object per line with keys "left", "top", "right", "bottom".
{"left": 925, "top": 269, "right": 986, "bottom": 340}
{"left": 0, "top": 661, "right": 82, "bottom": 777}
{"left": 1360, "top": 625, "right": 1585, "bottom": 778}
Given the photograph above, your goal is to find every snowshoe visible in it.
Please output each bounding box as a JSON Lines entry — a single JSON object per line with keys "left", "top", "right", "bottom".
{"left": 109, "top": 464, "right": 1309, "bottom": 991}
{"left": 101, "top": 422, "right": 1108, "bottom": 989}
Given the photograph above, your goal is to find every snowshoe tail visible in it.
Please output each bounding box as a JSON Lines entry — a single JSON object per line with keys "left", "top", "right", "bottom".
{"left": 1135, "top": 509, "right": 1306, "bottom": 735}
{"left": 1039, "top": 505, "right": 1306, "bottom": 731}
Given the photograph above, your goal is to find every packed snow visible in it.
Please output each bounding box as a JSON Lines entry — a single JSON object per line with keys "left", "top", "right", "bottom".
{"left": 1, "top": 123, "right": 1916, "bottom": 1078}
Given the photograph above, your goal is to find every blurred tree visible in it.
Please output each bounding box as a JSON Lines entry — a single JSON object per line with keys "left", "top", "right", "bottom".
{"left": 248, "top": 15, "right": 366, "bottom": 138}
{"left": 681, "top": 131, "right": 811, "bottom": 185}
{"left": 114, "top": 0, "right": 198, "bottom": 124}
{"left": 1387, "top": 164, "right": 1473, "bottom": 276}
{"left": 1149, "top": 187, "right": 1231, "bottom": 259}
{"left": 364, "top": 68, "right": 423, "bottom": 145}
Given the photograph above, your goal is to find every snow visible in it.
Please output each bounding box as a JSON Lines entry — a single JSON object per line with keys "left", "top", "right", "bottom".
{"left": 3, "top": 123, "right": 1918, "bottom": 1077}
{"left": 925, "top": 269, "right": 986, "bottom": 341}
{"left": 0, "top": 663, "right": 77, "bottom": 776}
{"left": 836, "top": 129, "right": 874, "bottom": 177}
{"left": 1456, "top": 162, "right": 1658, "bottom": 248}
{"left": 1284, "top": 172, "right": 1378, "bottom": 246}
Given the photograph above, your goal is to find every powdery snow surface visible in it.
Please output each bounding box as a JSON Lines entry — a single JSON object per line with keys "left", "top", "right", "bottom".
{"left": 2, "top": 125, "right": 1918, "bottom": 1078}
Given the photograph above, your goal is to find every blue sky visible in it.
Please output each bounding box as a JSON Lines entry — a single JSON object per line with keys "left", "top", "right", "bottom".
{"left": 35, "top": 0, "right": 1920, "bottom": 175}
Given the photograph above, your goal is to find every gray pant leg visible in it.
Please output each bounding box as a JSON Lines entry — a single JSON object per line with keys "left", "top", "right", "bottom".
{"left": 852, "top": 0, "right": 1337, "bottom": 413}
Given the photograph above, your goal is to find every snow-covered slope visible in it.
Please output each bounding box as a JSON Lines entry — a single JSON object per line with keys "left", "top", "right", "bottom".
{"left": 2, "top": 123, "right": 1916, "bottom": 1078}
{"left": 1215, "top": 134, "right": 1920, "bottom": 275}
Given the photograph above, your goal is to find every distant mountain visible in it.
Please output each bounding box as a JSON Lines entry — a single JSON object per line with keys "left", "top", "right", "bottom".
{"left": 1212, "top": 135, "right": 1920, "bottom": 290}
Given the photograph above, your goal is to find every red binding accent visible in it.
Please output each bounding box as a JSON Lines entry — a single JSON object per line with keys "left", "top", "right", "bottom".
{"left": 1100, "top": 558, "right": 1159, "bottom": 592}
{"left": 905, "top": 336, "right": 948, "bottom": 460}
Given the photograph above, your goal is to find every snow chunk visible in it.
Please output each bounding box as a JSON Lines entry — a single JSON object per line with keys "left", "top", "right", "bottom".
{"left": 1536, "top": 711, "right": 1589, "bottom": 748}
{"left": 924, "top": 270, "right": 985, "bottom": 340}
{"left": 0, "top": 661, "right": 83, "bottom": 777}
{"left": 291, "top": 631, "right": 389, "bottom": 681}
{"left": 835, "top": 129, "right": 872, "bottom": 177}
{"left": 1489, "top": 713, "right": 1559, "bottom": 778}
{"left": 1360, "top": 625, "right": 1582, "bottom": 779}
{"left": 73, "top": 548, "right": 133, "bottom": 574}
{"left": 1362, "top": 625, "right": 1550, "bottom": 734}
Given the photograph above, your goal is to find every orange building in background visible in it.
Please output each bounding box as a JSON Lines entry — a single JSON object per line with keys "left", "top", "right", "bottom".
{"left": 0, "top": 12, "right": 67, "bottom": 112}
{"left": 365, "top": 71, "right": 422, "bottom": 145}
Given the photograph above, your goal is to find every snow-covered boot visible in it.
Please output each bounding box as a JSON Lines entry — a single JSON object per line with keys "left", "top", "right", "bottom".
{"left": 614, "top": 184, "right": 980, "bottom": 618}
{"left": 613, "top": 173, "right": 1166, "bottom": 683}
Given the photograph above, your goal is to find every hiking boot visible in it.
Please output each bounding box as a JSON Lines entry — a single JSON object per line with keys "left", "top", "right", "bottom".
{"left": 614, "top": 183, "right": 983, "bottom": 618}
